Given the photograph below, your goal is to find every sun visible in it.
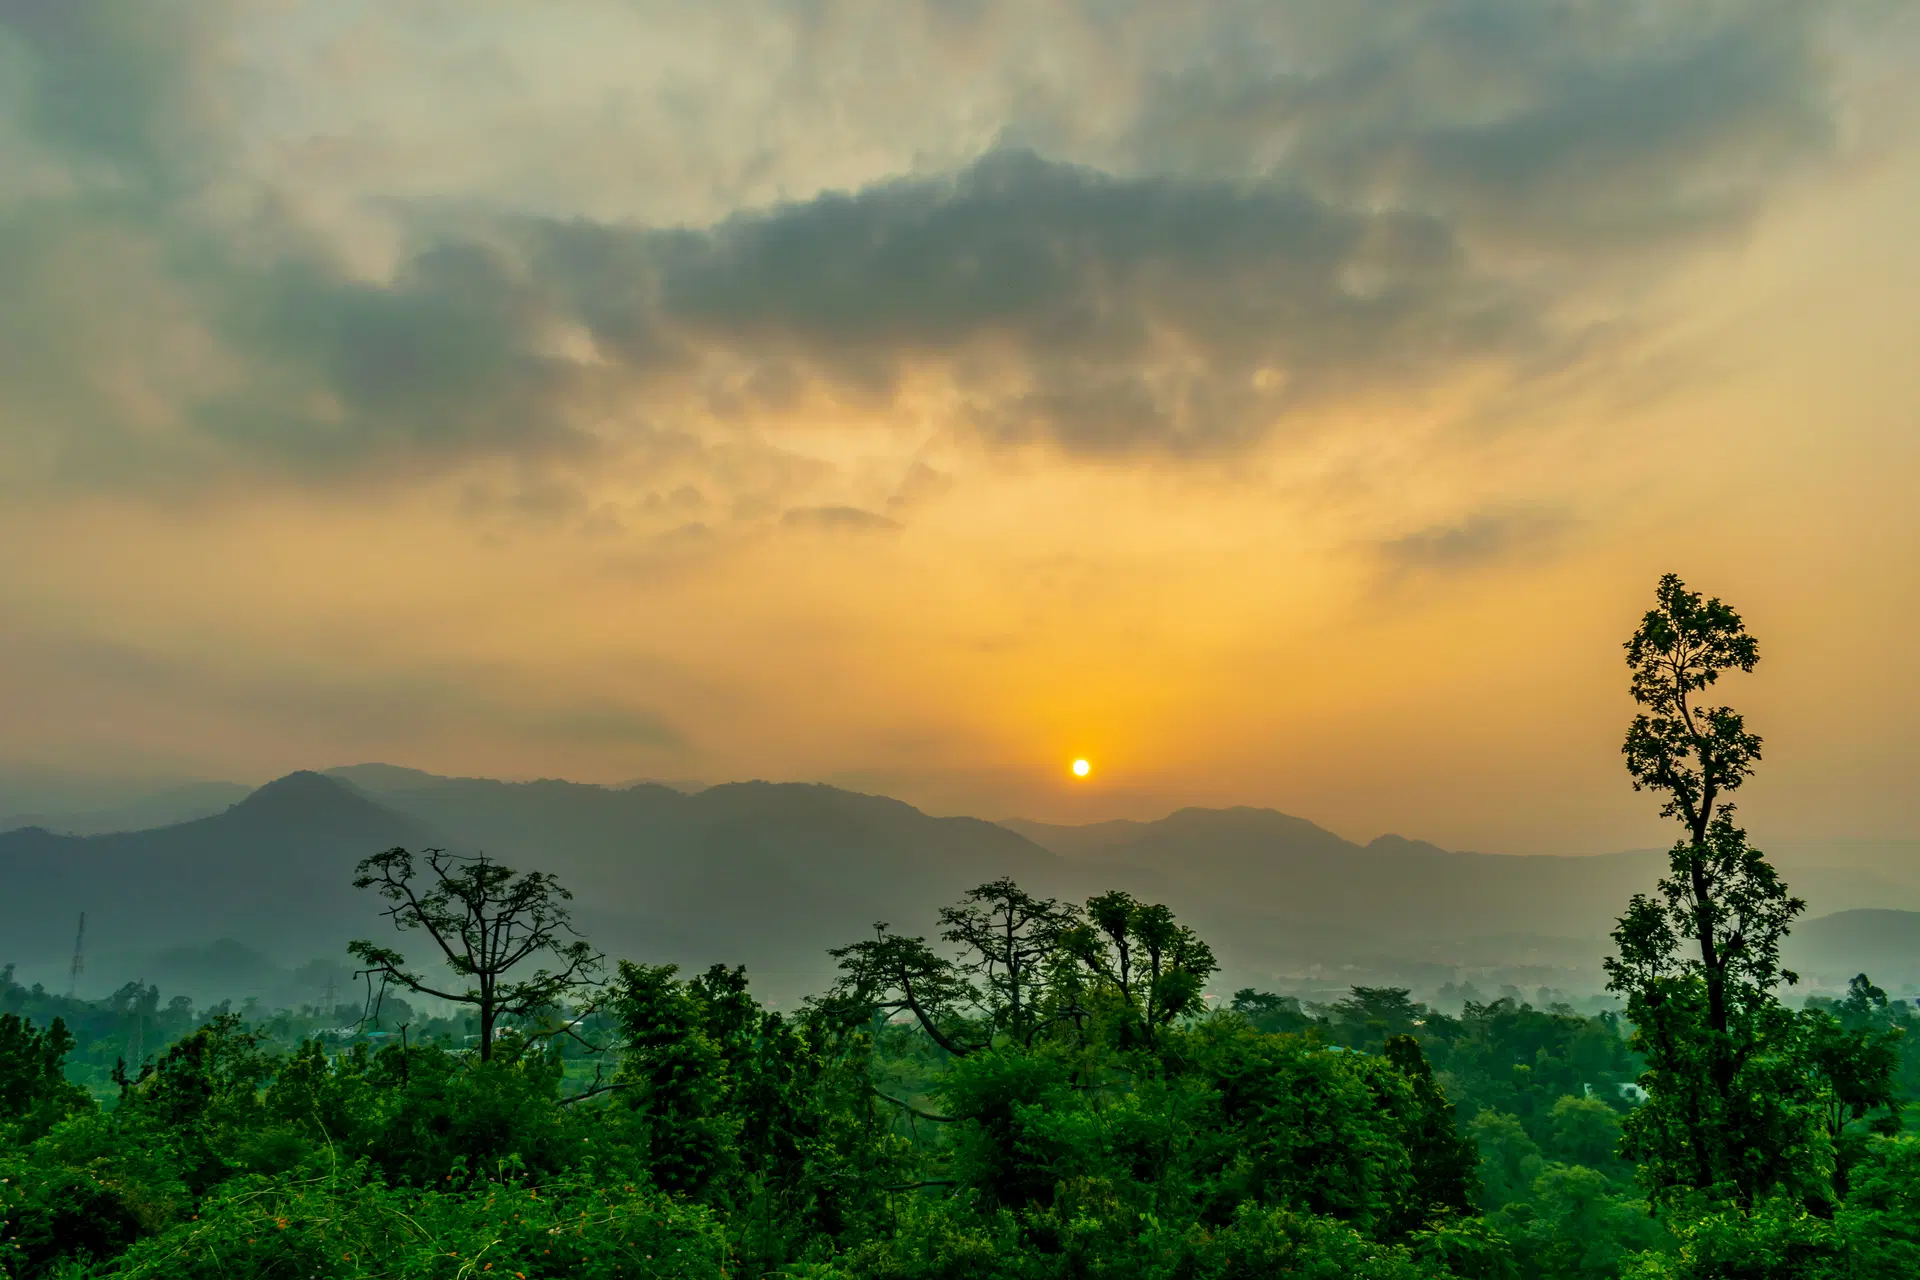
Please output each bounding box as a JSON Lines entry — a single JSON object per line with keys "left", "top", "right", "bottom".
{"left": 1071, "top": 758, "right": 1091, "bottom": 778}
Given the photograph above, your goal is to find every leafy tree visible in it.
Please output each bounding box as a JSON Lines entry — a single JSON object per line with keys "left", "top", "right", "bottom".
{"left": 1614, "top": 573, "right": 1791, "bottom": 1058}
{"left": 1181, "top": 1203, "right": 1441, "bottom": 1280}
{"left": 1470, "top": 1111, "right": 1544, "bottom": 1211}
{"left": 0, "top": 1014, "right": 89, "bottom": 1139}
{"left": 1328, "top": 987, "right": 1427, "bottom": 1052}
{"left": 348, "top": 846, "right": 602, "bottom": 1062}
{"left": 1625, "top": 1195, "right": 1844, "bottom": 1280}
{"left": 1385, "top": 1034, "right": 1481, "bottom": 1226}
{"left": 1423, "top": 998, "right": 1637, "bottom": 1138}
{"left": 934, "top": 1045, "right": 1080, "bottom": 1210}
{"left": 1797, "top": 1008, "right": 1901, "bottom": 1145}
{"left": 1835, "top": 1136, "right": 1920, "bottom": 1275}
{"left": 1068, "top": 890, "right": 1218, "bottom": 1049}
{"left": 1491, "top": 1163, "right": 1668, "bottom": 1280}
{"left": 605, "top": 959, "right": 901, "bottom": 1263}
{"left": 1604, "top": 575, "right": 1838, "bottom": 1209}
{"left": 1229, "top": 989, "right": 1317, "bottom": 1036}
{"left": 605, "top": 960, "right": 745, "bottom": 1197}
{"left": 102, "top": 1161, "right": 729, "bottom": 1280}
{"left": 1814, "top": 975, "right": 1920, "bottom": 1113}
{"left": 937, "top": 878, "right": 1077, "bottom": 1048}
{"left": 1797, "top": 998, "right": 1903, "bottom": 1201}
{"left": 1543, "top": 1094, "right": 1630, "bottom": 1176}
{"left": 1206, "top": 1020, "right": 1430, "bottom": 1235}
{"left": 825, "top": 923, "right": 988, "bottom": 1056}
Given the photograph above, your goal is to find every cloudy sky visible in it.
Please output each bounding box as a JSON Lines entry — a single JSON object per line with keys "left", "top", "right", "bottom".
{"left": 2, "top": 1, "right": 1916, "bottom": 852}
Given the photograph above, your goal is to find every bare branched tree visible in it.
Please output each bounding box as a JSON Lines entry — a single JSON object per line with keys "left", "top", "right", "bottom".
{"left": 349, "top": 846, "right": 602, "bottom": 1062}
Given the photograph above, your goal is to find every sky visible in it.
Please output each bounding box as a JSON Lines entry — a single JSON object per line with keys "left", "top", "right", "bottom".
{"left": 1, "top": 1, "right": 1917, "bottom": 854}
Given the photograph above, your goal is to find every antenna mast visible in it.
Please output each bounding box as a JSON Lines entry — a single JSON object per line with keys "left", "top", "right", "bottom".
{"left": 67, "top": 912, "right": 86, "bottom": 997}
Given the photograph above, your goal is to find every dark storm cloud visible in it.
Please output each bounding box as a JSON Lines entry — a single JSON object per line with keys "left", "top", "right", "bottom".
{"left": 0, "top": 0, "right": 1852, "bottom": 490}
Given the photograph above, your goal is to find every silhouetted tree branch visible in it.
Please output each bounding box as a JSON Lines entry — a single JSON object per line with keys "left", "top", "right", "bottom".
{"left": 349, "top": 846, "right": 602, "bottom": 1063}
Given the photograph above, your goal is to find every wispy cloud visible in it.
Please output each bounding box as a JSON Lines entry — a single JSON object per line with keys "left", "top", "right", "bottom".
{"left": 782, "top": 505, "right": 903, "bottom": 533}
{"left": 1375, "top": 508, "right": 1574, "bottom": 583}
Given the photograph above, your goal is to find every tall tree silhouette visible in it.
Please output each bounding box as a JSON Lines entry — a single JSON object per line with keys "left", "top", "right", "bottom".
{"left": 1604, "top": 575, "right": 1819, "bottom": 1206}
{"left": 349, "top": 847, "right": 601, "bottom": 1062}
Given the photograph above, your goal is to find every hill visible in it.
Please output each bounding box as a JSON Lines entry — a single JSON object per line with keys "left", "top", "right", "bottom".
{"left": 6, "top": 765, "right": 1917, "bottom": 1008}
{"left": 1, "top": 770, "right": 1077, "bottom": 1007}
{"left": 1009, "top": 805, "right": 1660, "bottom": 952}
{"left": 1787, "top": 909, "right": 1920, "bottom": 990}
{"left": 0, "top": 779, "right": 252, "bottom": 836}
{"left": 1006, "top": 808, "right": 1920, "bottom": 996}
{"left": 0, "top": 772, "right": 424, "bottom": 988}
{"left": 334, "top": 768, "right": 1077, "bottom": 999}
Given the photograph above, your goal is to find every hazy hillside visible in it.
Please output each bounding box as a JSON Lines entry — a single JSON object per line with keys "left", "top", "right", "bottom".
{"left": 1786, "top": 909, "right": 1920, "bottom": 990}
{"left": 0, "top": 772, "right": 424, "bottom": 988}
{"left": 332, "top": 766, "right": 1079, "bottom": 1000}
{"left": 0, "top": 779, "right": 252, "bottom": 836}
{"left": 1009, "top": 806, "right": 1662, "bottom": 950}
{"left": 7, "top": 766, "right": 1917, "bottom": 1009}
{"left": 1005, "top": 808, "right": 1920, "bottom": 996}
{"left": 1, "top": 769, "right": 1080, "bottom": 1007}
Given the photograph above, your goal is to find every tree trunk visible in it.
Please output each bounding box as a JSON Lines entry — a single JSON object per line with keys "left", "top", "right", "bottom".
{"left": 479, "top": 982, "right": 495, "bottom": 1062}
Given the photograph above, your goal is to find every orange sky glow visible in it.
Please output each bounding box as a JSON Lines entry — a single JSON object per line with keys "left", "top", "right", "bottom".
{"left": 2, "top": 3, "right": 1917, "bottom": 854}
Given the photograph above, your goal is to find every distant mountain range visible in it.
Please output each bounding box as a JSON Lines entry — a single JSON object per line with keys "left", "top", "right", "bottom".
{"left": 0, "top": 779, "right": 254, "bottom": 836}
{"left": 3, "top": 766, "right": 1916, "bottom": 1007}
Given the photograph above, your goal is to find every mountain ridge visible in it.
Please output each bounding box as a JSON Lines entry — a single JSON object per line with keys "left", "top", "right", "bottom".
{"left": 7, "top": 765, "right": 1920, "bottom": 1006}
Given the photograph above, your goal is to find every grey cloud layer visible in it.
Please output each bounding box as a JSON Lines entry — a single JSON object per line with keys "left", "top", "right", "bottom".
{"left": 0, "top": 0, "right": 1853, "bottom": 496}
{"left": 1375, "top": 509, "right": 1573, "bottom": 583}
{"left": 1126, "top": 0, "right": 1831, "bottom": 250}
{"left": 535, "top": 149, "right": 1531, "bottom": 454}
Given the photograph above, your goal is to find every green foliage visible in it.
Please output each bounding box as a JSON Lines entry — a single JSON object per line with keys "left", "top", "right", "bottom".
{"left": 827, "top": 927, "right": 990, "bottom": 1057}
{"left": 1411, "top": 1215, "right": 1523, "bottom": 1280}
{"left": 0, "top": 1017, "right": 89, "bottom": 1143}
{"left": 1328, "top": 989, "right": 1426, "bottom": 1050}
{"left": 0, "top": 969, "right": 207, "bottom": 1100}
{"left": 0, "top": 891, "right": 1565, "bottom": 1277}
{"left": 1228, "top": 990, "right": 1316, "bottom": 1037}
{"left": 1425, "top": 998, "right": 1639, "bottom": 1134}
{"left": 1179, "top": 1203, "right": 1436, "bottom": 1280}
{"left": 1544, "top": 1095, "right": 1628, "bottom": 1173}
{"left": 1071, "top": 891, "right": 1219, "bottom": 1051}
{"left": 1469, "top": 1112, "right": 1543, "bottom": 1212}
{"left": 827, "top": 888, "right": 1220, "bottom": 1061}
{"left": 1836, "top": 1135, "right": 1920, "bottom": 1275}
{"left": 1385, "top": 1035, "right": 1481, "bottom": 1224}
{"left": 105, "top": 1160, "right": 727, "bottom": 1280}
{"left": 1491, "top": 1164, "right": 1668, "bottom": 1280}
{"left": 1622, "top": 1196, "right": 1844, "bottom": 1280}
{"left": 606, "top": 961, "right": 742, "bottom": 1197}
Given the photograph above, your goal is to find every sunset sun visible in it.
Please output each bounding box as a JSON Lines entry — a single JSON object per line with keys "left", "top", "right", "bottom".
{"left": 1071, "top": 758, "right": 1092, "bottom": 778}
